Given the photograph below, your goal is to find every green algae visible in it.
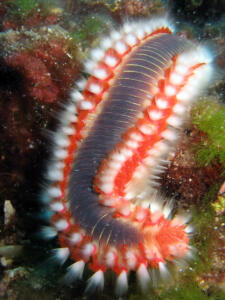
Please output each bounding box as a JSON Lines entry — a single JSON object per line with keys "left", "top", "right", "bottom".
{"left": 9, "top": 0, "right": 38, "bottom": 18}
{"left": 71, "top": 15, "right": 108, "bottom": 43}
{"left": 191, "top": 98, "right": 225, "bottom": 168}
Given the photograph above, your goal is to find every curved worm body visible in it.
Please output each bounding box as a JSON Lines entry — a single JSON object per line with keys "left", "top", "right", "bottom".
{"left": 43, "top": 17, "right": 213, "bottom": 293}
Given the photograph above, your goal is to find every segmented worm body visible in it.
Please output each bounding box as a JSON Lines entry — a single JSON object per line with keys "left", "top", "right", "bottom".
{"left": 44, "top": 17, "right": 213, "bottom": 293}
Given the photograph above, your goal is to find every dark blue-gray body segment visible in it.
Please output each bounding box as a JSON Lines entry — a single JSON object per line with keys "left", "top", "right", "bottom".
{"left": 68, "top": 33, "right": 190, "bottom": 246}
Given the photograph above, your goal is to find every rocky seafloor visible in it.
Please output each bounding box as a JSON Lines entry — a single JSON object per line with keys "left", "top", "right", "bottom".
{"left": 0, "top": 0, "right": 224, "bottom": 299}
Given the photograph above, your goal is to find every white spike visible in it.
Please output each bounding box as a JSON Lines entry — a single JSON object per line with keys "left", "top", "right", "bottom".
{"left": 82, "top": 243, "right": 95, "bottom": 258}
{"left": 170, "top": 73, "right": 183, "bottom": 85}
{"left": 66, "top": 103, "right": 77, "bottom": 114}
{"left": 125, "top": 251, "right": 137, "bottom": 269}
{"left": 173, "top": 103, "right": 186, "bottom": 115}
{"left": 86, "top": 270, "right": 104, "bottom": 293}
{"left": 76, "top": 78, "right": 86, "bottom": 90}
{"left": 54, "top": 219, "right": 69, "bottom": 231}
{"left": 62, "top": 126, "right": 75, "bottom": 135}
{"left": 185, "top": 225, "right": 194, "bottom": 234}
{"left": 100, "top": 37, "right": 113, "bottom": 49}
{"left": 114, "top": 40, "right": 128, "bottom": 55}
{"left": 65, "top": 260, "right": 85, "bottom": 281}
{"left": 158, "top": 262, "right": 170, "bottom": 281}
{"left": 52, "top": 247, "right": 70, "bottom": 265}
{"left": 104, "top": 55, "right": 118, "bottom": 67}
{"left": 70, "top": 89, "right": 83, "bottom": 102}
{"left": 105, "top": 251, "right": 116, "bottom": 268}
{"left": 90, "top": 48, "right": 104, "bottom": 61}
{"left": 136, "top": 27, "right": 145, "bottom": 39}
{"left": 50, "top": 201, "right": 64, "bottom": 212}
{"left": 47, "top": 186, "right": 62, "bottom": 198}
{"left": 125, "top": 33, "right": 138, "bottom": 46}
{"left": 92, "top": 68, "right": 108, "bottom": 80}
{"left": 156, "top": 97, "right": 168, "bottom": 109}
{"left": 110, "top": 31, "right": 121, "bottom": 41}
{"left": 137, "top": 263, "right": 150, "bottom": 291}
{"left": 70, "top": 232, "right": 83, "bottom": 245}
{"left": 79, "top": 100, "right": 94, "bottom": 110}
{"left": 54, "top": 134, "right": 70, "bottom": 147}
{"left": 167, "top": 115, "right": 182, "bottom": 128}
{"left": 149, "top": 109, "right": 163, "bottom": 120}
{"left": 165, "top": 85, "right": 176, "bottom": 96}
{"left": 115, "top": 270, "right": 128, "bottom": 296}
{"left": 88, "top": 83, "right": 102, "bottom": 95}
{"left": 162, "top": 201, "right": 173, "bottom": 219}
{"left": 54, "top": 148, "right": 68, "bottom": 159}
{"left": 40, "top": 226, "right": 57, "bottom": 239}
{"left": 85, "top": 60, "right": 96, "bottom": 73}
{"left": 161, "top": 129, "right": 178, "bottom": 141}
{"left": 47, "top": 169, "right": 63, "bottom": 181}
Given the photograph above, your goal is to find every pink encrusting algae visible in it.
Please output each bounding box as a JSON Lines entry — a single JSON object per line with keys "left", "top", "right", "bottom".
{"left": 43, "top": 16, "right": 213, "bottom": 294}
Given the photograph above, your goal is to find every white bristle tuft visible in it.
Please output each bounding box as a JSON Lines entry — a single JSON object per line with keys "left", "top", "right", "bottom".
{"left": 115, "top": 270, "right": 128, "bottom": 296}
{"left": 84, "top": 60, "right": 96, "bottom": 73}
{"left": 86, "top": 270, "right": 104, "bottom": 293}
{"left": 185, "top": 225, "right": 194, "bottom": 234}
{"left": 162, "top": 201, "right": 173, "bottom": 219}
{"left": 156, "top": 97, "right": 168, "bottom": 109}
{"left": 114, "top": 40, "right": 128, "bottom": 55}
{"left": 92, "top": 68, "right": 108, "bottom": 80}
{"left": 173, "top": 103, "right": 186, "bottom": 115}
{"left": 79, "top": 100, "right": 94, "bottom": 110}
{"left": 104, "top": 55, "right": 118, "bottom": 67}
{"left": 47, "top": 169, "right": 63, "bottom": 181}
{"left": 65, "top": 260, "right": 85, "bottom": 281}
{"left": 88, "top": 83, "right": 102, "bottom": 95}
{"left": 76, "top": 78, "right": 87, "bottom": 90}
{"left": 70, "top": 232, "right": 83, "bottom": 245}
{"left": 54, "top": 148, "right": 68, "bottom": 159}
{"left": 110, "top": 30, "right": 121, "bottom": 41}
{"left": 125, "top": 251, "right": 137, "bottom": 269}
{"left": 50, "top": 201, "right": 64, "bottom": 212}
{"left": 170, "top": 72, "right": 183, "bottom": 85}
{"left": 125, "top": 33, "right": 138, "bottom": 46}
{"left": 123, "top": 22, "right": 133, "bottom": 34}
{"left": 150, "top": 201, "right": 162, "bottom": 213}
{"left": 52, "top": 247, "right": 70, "bottom": 265}
{"left": 126, "top": 139, "right": 139, "bottom": 149}
{"left": 40, "top": 226, "right": 57, "bottom": 239}
{"left": 165, "top": 85, "right": 176, "bottom": 96}
{"left": 105, "top": 251, "right": 116, "bottom": 267}
{"left": 161, "top": 128, "right": 178, "bottom": 141}
{"left": 90, "top": 48, "right": 104, "bottom": 61}
{"left": 70, "top": 89, "right": 83, "bottom": 102}
{"left": 66, "top": 103, "right": 77, "bottom": 114}
{"left": 82, "top": 243, "right": 95, "bottom": 258}
{"left": 136, "top": 27, "right": 145, "bottom": 39}
{"left": 54, "top": 219, "right": 69, "bottom": 231}
{"left": 100, "top": 37, "right": 113, "bottom": 49}
{"left": 167, "top": 115, "right": 182, "bottom": 128}
{"left": 48, "top": 186, "right": 62, "bottom": 198}
{"left": 149, "top": 110, "right": 163, "bottom": 121}
{"left": 158, "top": 262, "right": 170, "bottom": 281}
{"left": 54, "top": 134, "right": 70, "bottom": 148}
{"left": 137, "top": 263, "right": 150, "bottom": 291}
{"left": 62, "top": 126, "right": 76, "bottom": 136}
{"left": 100, "top": 182, "right": 113, "bottom": 194}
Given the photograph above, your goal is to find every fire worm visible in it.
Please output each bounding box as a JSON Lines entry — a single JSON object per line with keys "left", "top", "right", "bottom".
{"left": 42, "top": 16, "right": 213, "bottom": 294}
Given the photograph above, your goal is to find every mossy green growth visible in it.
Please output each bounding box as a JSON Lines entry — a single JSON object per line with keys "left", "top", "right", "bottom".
{"left": 9, "top": 0, "right": 38, "bottom": 18}
{"left": 71, "top": 15, "right": 109, "bottom": 48}
{"left": 158, "top": 284, "right": 219, "bottom": 300}
{"left": 191, "top": 98, "right": 225, "bottom": 168}
{"left": 129, "top": 284, "right": 223, "bottom": 300}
